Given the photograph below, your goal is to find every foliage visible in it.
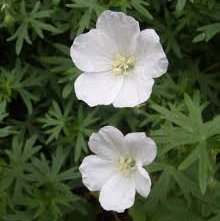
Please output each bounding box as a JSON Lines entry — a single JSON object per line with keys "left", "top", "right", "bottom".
{"left": 0, "top": 0, "right": 219, "bottom": 221}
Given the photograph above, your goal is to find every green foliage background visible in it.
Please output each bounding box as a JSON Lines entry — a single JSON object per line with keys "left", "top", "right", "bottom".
{"left": 0, "top": 0, "right": 220, "bottom": 220}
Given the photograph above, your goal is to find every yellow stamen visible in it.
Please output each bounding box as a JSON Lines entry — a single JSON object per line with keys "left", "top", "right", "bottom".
{"left": 112, "top": 53, "right": 135, "bottom": 75}
{"left": 117, "top": 156, "right": 136, "bottom": 176}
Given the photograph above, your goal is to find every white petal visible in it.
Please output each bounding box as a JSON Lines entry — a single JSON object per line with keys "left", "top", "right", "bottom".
{"left": 113, "top": 69, "right": 154, "bottom": 107}
{"left": 79, "top": 155, "right": 115, "bottom": 191}
{"left": 125, "top": 132, "right": 157, "bottom": 165}
{"left": 70, "top": 29, "right": 117, "bottom": 72}
{"left": 135, "top": 29, "right": 168, "bottom": 78}
{"left": 89, "top": 126, "right": 127, "bottom": 160}
{"left": 135, "top": 166, "right": 151, "bottom": 198}
{"left": 96, "top": 10, "right": 140, "bottom": 54}
{"left": 74, "top": 71, "right": 124, "bottom": 107}
{"left": 99, "top": 174, "right": 135, "bottom": 212}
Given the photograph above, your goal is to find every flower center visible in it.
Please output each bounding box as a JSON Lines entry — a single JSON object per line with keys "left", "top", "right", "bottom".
{"left": 112, "top": 53, "right": 135, "bottom": 75}
{"left": 117, "top": 156, "right": 136, "bottom": 176}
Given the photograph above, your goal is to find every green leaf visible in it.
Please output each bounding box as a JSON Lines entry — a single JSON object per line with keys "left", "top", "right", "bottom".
{"left": 130, "top": 0, "right": 153, "bottom": 20}
{"left": 0, "top": 135, "right": 41, "bottom": 199}
{"left": 129, "top": 199, "right": 147, "bottom": 221}
{"left": 193, "top": 23, "right": 220, "bottom": 42}
{"left": 176, "top": 0, "right": 187, "bottom": 11}
{"left": 39, "top": 101, "right": 72, "bottom": 144}
{"left": 7, "top": 1, "right": 59, "bottom": 54}
{"left": 178, "top": 147, "right": 198, "bottom": 170}
{"left": 0, "top": 61, "right": 43, "bottom": 113}
{"left": 198, "top": 141, "right": 210, "bottom": 194}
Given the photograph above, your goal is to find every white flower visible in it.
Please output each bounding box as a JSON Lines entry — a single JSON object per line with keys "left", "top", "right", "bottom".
{"left": 79, "top": 126, "right": 157, "bottom": 213}
{"left": 70, "top": 10, "right": 168, "bottom": 108}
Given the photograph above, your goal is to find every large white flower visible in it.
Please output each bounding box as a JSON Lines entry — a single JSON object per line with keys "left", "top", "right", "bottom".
{"left": 79, "top": 126, "right": 157, "bottom": 212}
{"left": 70, "top": 10, "right": 168, "bottom": 108}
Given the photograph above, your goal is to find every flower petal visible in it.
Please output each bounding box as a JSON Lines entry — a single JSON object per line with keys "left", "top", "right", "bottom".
{"left": 89, "top": 126, "right": 126, "bottom": 160}
{"left": 70, "top": 29, "right": 117, "bottom": 72}
{"left": 125, "top": 132, "right": 157, "bottom": 165}
{"left": 74, "top": 71, "right": 124, "bottom": 107}
{"left": 96, "top": 10, "right": 140, "bottom": 54}
{"left": 99, "top": 173, "right": 135, "bottom": 212}
{"left": 135, "top": 29, "right": 168, "bottom": 78}
{"left": 113, "top": 69, "right": 154, "bottom": 107}
{"left": 79, "top": 155, "right": 115, "bottom": 191}
{"left": 135, "top": 166, "right": 151, "bottom": 198}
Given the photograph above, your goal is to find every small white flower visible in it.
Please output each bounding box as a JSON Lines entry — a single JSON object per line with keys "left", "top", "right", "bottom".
{"left": 79, "top": 126, "right": 157, "bottom": 213}
{"left": 70, "top": 10, "right": 168, "bottom": 108}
